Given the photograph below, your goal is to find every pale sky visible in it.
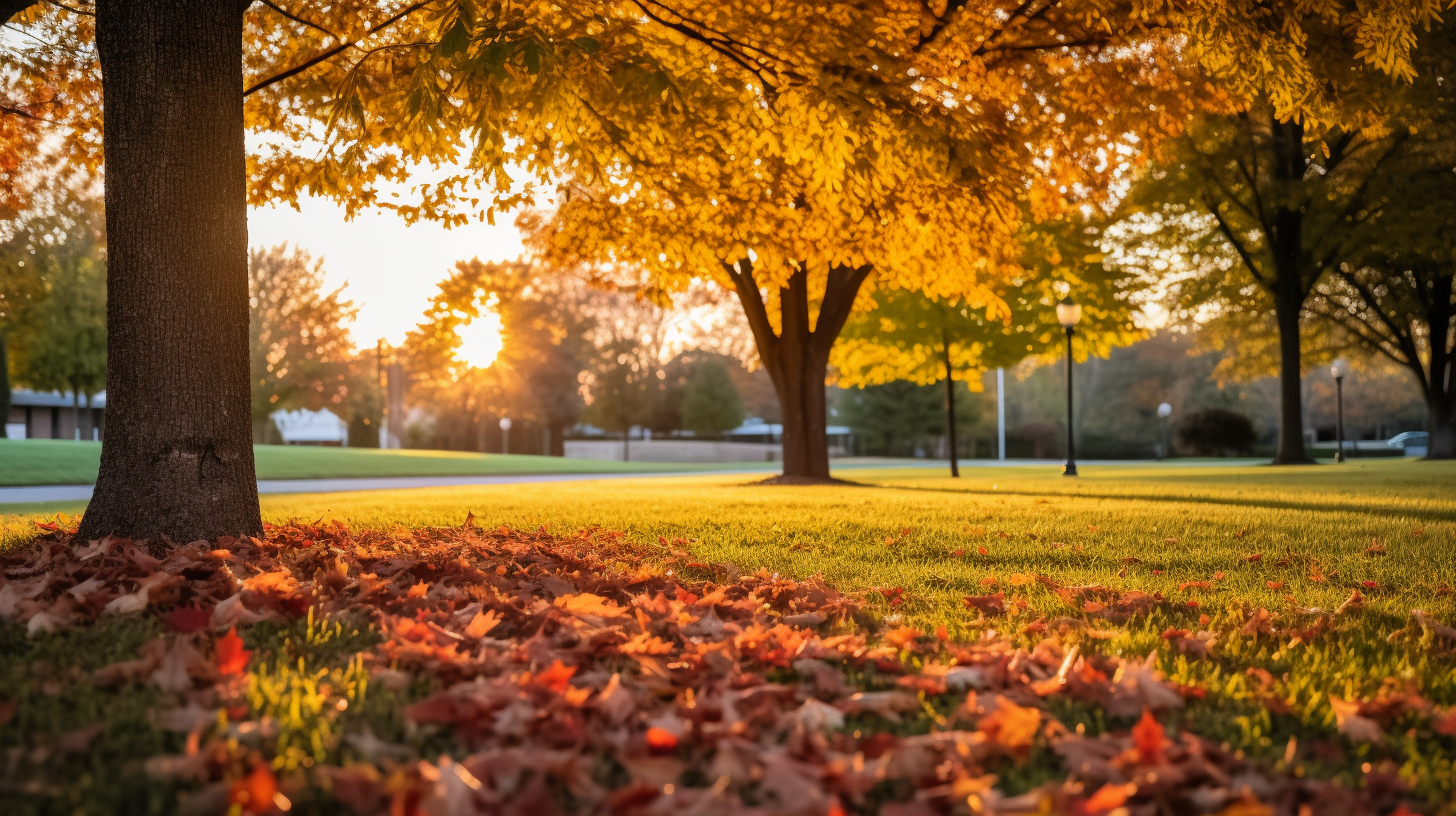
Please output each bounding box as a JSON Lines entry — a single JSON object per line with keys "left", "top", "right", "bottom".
{"left": 247, "top": 198, "right": 526, "bottom": 346}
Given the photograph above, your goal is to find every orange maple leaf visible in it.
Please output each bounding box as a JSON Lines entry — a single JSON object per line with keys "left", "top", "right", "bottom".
{"left": 216, "top": 627, "right": 251, "bottom": 676}
{"left": 535, "top": 659, "right": 577, "bottom": 693}
{"left": 1131, "top": 709, "right": 1167, "bottom": 765}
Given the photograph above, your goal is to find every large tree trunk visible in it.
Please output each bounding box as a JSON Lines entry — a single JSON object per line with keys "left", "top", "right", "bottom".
{"left": 1271, "top": 279, "right": 1313, "bottom": 464}
{"left": 1267, "top": 116, "right": 1315, "bottom": 466}
{"left": 724, "top": 259, "right": 871, "bottom": 482}
{"left": 79, "top": 0, "right": 262, "bottom": 543}
{"left": 1427, "top": 400, "right": 1455, "bottom": 460}
{"left": 1423, "top": 277, "right": 1454, "bottom": 459}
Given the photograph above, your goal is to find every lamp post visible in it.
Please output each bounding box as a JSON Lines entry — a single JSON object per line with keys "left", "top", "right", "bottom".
{"left": 1056, "top": 297, "right": 1082, "bottom": 476}
{"left": 499, "top": 417, "right": 512, "bottom": 455}
{"left": 1157, "top": 402, "right": 1172, "bottom": 460}
{"left": 1331, "top": 360, "right": 1347, "bottom": 463}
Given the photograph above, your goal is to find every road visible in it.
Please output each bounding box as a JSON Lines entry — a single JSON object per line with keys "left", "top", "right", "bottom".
{"left": 0, "top": 458, "right": 1271, "bottom": 506}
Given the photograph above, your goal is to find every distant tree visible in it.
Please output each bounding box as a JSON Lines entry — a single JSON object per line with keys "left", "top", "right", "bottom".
{"left": 584, "top": 335, "right": 657, "bottom": 459}
{"left": 11, "top": 202, "right": 107, "bottom": 439}
{"left": 833, "top": 216, "right": 1144, "bottom": 475}
{"left": 1118, "top": 71, "right": 1435, "bottom": 465}
{"left": 681, "top": 360, "right": 745, "bottom": 438}
{"left": 1175, "top": 408, "right": 1257, "bottom": 457}
{"left": 0, "top": 227, "right": 46, "bottom": 428}
{"left": 839, "top": 380, "right": 980, "bottom": 459}
{"left": 248, "top": 244, "right": 357, "bottom": 439}
{"left": 1300, "top": 24, "right": 1456, "bottom": 459}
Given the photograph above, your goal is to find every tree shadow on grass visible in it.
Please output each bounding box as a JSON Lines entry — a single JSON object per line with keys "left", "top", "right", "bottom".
{"left": 862, "top": 482, "right": 1456, "bottom": 523}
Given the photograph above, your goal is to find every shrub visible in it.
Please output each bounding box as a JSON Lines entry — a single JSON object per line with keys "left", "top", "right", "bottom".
{"left": 1174, "top": 408, "right": 1257, "bottom": 456}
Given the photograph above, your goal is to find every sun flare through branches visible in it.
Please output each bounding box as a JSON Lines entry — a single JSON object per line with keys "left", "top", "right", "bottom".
{"left": 452, "top": 297, "right": 504, "bottom": 370}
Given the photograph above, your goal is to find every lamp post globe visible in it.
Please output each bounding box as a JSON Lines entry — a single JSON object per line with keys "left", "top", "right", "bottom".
{"left": 1157, "top": 402, "right": 1172, "bottom": 460}
{"left": 1056, "top": 297, "right": 1082, "bottom": 476}
{"left": 499, "top": 417, "right": 512, "bottom": 455}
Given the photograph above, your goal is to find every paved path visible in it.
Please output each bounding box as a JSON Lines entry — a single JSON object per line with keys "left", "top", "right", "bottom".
{"left": 0, "top": 458, "right": 1271, "bottom": 506}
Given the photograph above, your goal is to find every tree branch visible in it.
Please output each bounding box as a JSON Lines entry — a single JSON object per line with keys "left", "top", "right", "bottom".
{"left": 259, "top": 0, "right": 336, "bottom": 40}
{"left": 813, "top": 263, "right": 874, "bottom": 353}
{"left": 243, "top": 1, "right": 427, "bottom": 97}
{"left": 1204, "top": 198, "right": 1271, "bottom": 290}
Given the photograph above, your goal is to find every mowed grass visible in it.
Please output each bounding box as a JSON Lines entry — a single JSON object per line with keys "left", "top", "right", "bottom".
{"left": 0, "top": 438, "right": 756, "bottom": 486}
{"left": 4, "top": 458, "right": 1456, "bottom": 800}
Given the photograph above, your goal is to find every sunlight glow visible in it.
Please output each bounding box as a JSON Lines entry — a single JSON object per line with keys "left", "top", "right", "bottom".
{"left": 454, "top": 299, "right": 504, "bottom": 369}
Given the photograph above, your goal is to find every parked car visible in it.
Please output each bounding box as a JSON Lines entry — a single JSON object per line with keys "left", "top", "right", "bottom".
{"left": 1387, "top": 431, "right": 1430, "bottom": 456}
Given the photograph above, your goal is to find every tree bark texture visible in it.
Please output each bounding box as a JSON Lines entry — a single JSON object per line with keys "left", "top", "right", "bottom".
{"left": 79, "top": 0, "right": 262, "bottom": 542}
{"left": 1267, "top": 116, "right": 1315, "bottom": 465}
{"left": 725, "top": 259, "right": 872, "bottom": 481}
{"left": 1421, "top": 275, "right": 1454, "bottom": 459}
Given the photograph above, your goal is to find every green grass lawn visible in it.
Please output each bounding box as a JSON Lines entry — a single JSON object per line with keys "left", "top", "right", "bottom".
{"left": 4, "top": 458, "right": 1456, "bottom": 806}
{"left": 0, "top": 439, "right": 765, "bottom": 486}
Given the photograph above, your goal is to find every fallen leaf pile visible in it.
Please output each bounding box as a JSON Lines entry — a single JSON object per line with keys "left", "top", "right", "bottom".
{"left": 0, "top": 520, "right": 1440, "bottom": 814}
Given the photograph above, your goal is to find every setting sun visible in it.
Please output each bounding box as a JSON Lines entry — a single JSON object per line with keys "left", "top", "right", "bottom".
{"left": 454, "top": 306, "right": 504, "bottom": 369}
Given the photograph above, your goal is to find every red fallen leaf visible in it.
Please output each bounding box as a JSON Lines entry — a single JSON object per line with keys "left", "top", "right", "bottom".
{"left": 1151, "top": 569, "right": 1164, "bottom": 575}
{"left": 980, "top": 577, "right": 998, "bottom": 587}
{"left": 1246, "top": 553, "right": 1263, "bottom": 563}
{"left": 645, "top": 726, "right": 678, "bottom": 754}
{"left": 1178, "top": 581, "right": 1211, "bottom": 592}
{"left": 1362, "top": 581, "right": 1379, "bottom": 590}
{"left": 935, "top": 625, "right": 949, "bottom": 641}
{"left": 534, "top": 660, "right": 577, "bottom": 694}
{"left": 1266, "top": 581, "right": 1285, "bottom": 590}
{"left": 952, "top": 549, "right": 965, "bottom": 557}
{"left": 1132, "top": 708, "right": 1167, "bottom": 765}
{"left": 1336, "top": 589, "right": 1365, "bottom": 615}
{"left": 962, "top": 593, "right": 1005, "bottom": 616}
{"left": 1365, "top": 543, "right": 1386, "bottom": 557}
{"left": 1199, "top": 614, "right": 1211, "bottom": 625}
{"left": 215, "top": 628, "right": 251, "bottom": 676}
{"left": 1186, "top": 601, "right": 1199, "bottom": 608}
{"left": 229, "top": 764, "right": 279, "bottom": 814}
{"left": 977, "top": 546, "right": 990, "bottom": 556}
{"left": 162, "top": 605, "right": 212, "bottom": 634}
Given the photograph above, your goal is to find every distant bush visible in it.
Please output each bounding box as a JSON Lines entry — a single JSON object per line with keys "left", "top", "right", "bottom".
{"left": 1175, "top": 408, "right": 1257, "bottom": 456}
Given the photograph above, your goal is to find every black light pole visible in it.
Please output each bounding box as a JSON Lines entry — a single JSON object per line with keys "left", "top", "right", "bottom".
{"left": 1056, "top": 297, "right": 1082, "bottom": 476}
{"left": 1332, "top": 360, "right": 1347, "bottom": 463}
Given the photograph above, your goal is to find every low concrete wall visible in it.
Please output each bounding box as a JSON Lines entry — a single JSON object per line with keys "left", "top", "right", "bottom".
{"left": 564, "top": 439, "right": 781, "bottom": 463}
